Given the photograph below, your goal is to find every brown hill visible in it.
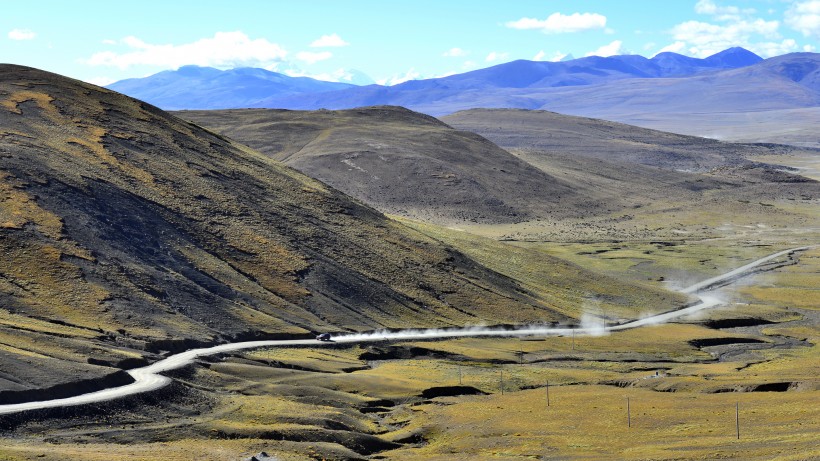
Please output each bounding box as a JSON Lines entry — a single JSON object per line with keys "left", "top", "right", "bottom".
{"left": 0, "top": 66, "right": 683, "bottom": 392}
{"left": 177, "top": 106, "right": 610, "bottom": 225}
{"left": 441, "top": 108, "right": 811, "bottom": 171}
{"left": 441, "top": 108, "right": 818, "bottom": 242}
{"left": 181, "top": 107, "right": 810, "bottom": 234}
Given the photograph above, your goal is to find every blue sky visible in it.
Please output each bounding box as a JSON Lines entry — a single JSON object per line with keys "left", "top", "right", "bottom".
{"left": 2, "top": 0, "right": 819, "bottom": 86}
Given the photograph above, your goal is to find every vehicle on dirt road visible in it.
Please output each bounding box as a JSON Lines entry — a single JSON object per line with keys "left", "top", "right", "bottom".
{"left": 316, "top": 333, "right": 332, "bottom": 341}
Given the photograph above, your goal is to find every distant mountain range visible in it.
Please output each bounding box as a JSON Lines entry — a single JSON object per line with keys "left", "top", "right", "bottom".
{"left": 108, "top": 47, "right": 764, "bottom": 111}
{"left": 259, "top": 47, "right": 765, "bottom": 111}
{"left": 517, "top": 52, "right": 820, "bottom": 143}
{"left": 257, "top": 47, "right": 818, "bottom": 115}
{"left": 106, "top": 66, "right": 357, "bottom": 110}
{"left": 107, "top": 48, "right": 820, "bottom": 145}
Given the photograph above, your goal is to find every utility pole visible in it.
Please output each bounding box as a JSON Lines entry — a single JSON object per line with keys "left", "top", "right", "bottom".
{"left": 627, "top": 397, "right": 631, "bottom": 428}
{"left": 500, "top": 370, "right": 504, "bottom": 395}
{"left": 571, "top": 329, "right": 575, "bottom": 351}
{"left": 736, "top": 402, "right": 740, "bottom": 439}
{"left": 458, "top": 365, "right": 462, "bottom": 385}
{"left": 546, "top": 381, "right": 550, "bottom": 407}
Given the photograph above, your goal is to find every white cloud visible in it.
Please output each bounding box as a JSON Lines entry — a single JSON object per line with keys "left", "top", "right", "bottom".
{"left": 8, "top": 29, "right": 36, "bottom": 40}
{"left": 805, "top": 44, "right": 817, "bottom": 51}
{"left": 102, "top": 39, "right": 117, "bottom": 45}
{"left": 84, "top": 31, "right": 287, "bottom": 70}
{"left": 751, "top": 39, "right": 799, "bottom": 57}
{"left": 785, "top": 1, "right": 820, "bottom": 38}
{"left": 442, "top": 47, "right": 468, "bottom": 57}
{"left": 662, "top": 0, "right": 803, "bottom": 58}
{"left": 295, "top": 50, "right": 332, "bottom": 64}
{"left": 695, "top": 0, "right": 756, "bottom": 21}
{"left": 585, "top": 40, "right": 626, "bottom": 57}
{"left": 695, "top": 0, "right": 724, "bottom": 15}
{"left": 505, "top": 12, "right": 607, "bottom": 34}
{"left": 670, "top": 18, "right": 783, "bottom": 57}
{"left": 285, "top": 67, "right": 352, "bottom": 82}
{"left": 309, "top": 33, "right": 349, "bottom": 47}
{"left": 655, "top": 41, "right": 687, "bottom": 55}
{"left": 485, "top": 51, "right": 509, "bottom": 62}
{"left": 376, "top": 68, "right": 421, "bottom": 86}
{"left": 696, "top": 0, "right": 740, "bottom": 18}
{"left": 533, "top": 50, "right": 571, "bottom": 61}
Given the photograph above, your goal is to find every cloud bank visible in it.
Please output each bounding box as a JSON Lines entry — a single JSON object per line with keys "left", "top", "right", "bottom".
{"left": 8, "top": 29, "right": 36, "bottom": 40}
{"left": 785, "top": 1, "right": 820, "bottom": 38}
{"left": 85, "top": 31, "right": 287, "bottom": 70}
{"left": 310, "top": 33, "right": 349, "bottom": 47}
{"left": 586, "top": 40, "right": 626, "bottom": 57}
{"left": 443, "top": 47, "right": 468, "bottom": 57}
{"left": 506, "top": 12, "right": 607, "bottom": 34}
{"left": 661, "top": 0, "right": 802, "bottom": 58}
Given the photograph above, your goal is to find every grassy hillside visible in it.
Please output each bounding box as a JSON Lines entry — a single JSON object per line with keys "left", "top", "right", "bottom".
{"left": 393, "top": 217, "right": 685, "bottom": 321}
{"left": 2, "top": 65, "right": 637, "bottom": 391}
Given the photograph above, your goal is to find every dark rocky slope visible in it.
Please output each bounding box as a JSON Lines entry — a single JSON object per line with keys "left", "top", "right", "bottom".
{"left": 178, "top": 106, "right": 608, "bottom": 225}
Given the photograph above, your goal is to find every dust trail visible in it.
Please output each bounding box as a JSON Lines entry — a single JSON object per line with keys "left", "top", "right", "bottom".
{"left": 578, "top": 299, "right": 608, "bottom": 337}
{"left": 679, "top": 247, "right": 808, "bottom": 294}
{"left": 0, "top": 246, "right": 811, "bottom": 416}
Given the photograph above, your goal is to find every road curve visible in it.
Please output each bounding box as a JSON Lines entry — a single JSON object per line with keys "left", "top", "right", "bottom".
{"left": 0, "top": 246, "right": 810, "bottom": 416}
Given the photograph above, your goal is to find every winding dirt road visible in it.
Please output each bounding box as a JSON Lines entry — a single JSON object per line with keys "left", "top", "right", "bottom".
{"left": 0, "top": 246, "right": 809, "bottom": 416}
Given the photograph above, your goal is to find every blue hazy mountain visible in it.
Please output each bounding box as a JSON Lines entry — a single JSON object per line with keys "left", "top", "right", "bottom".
{"left": 252, "top": 47, "right": 766, "bottom": 112}
{"left": 651, "top": 46, "right": 762, "bottom": 76}
{"left": 519, "top": 51, "right": 820, "bottom": 118}
{"left": 106, "top": 48, "right": 813, "bottom": 120}
{"left": 252, "top": 48, "right": 820, "bottom": 123}
{"left": 106, "top": 65, "right": 358, "bottom": 110}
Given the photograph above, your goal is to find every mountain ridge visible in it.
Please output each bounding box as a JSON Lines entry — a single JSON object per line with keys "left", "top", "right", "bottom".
{"left": 106, "top": 65, "right": 357, "bottom": 110}
{"left": 256, "top": 49, "right": 820, "bottom": 114}
{"left": 251, "top": 47, "right": 766, "bottom": 110}
{"left": 107, "top": 47, "right": 765, "bottom": 112}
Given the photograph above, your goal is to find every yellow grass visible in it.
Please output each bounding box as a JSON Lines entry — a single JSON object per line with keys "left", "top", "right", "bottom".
{"left": 0, "top": 172, "right": 64, "bottom": 238}
{"left": 0, "top": 439, "right": 311, "bottom": 461}
{"left": 395, "top": 216, "right": 686, "bottom": 319}
{"left": 1, "top": 90, "right": 61, "bottom": 119}
{"left": 383, "top": 385, "right": 820, "bottom": 460}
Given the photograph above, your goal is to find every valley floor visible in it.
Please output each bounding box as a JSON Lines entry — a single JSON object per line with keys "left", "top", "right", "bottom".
{"left": 0, "top": 236, "right": 816, "bottom": 460}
